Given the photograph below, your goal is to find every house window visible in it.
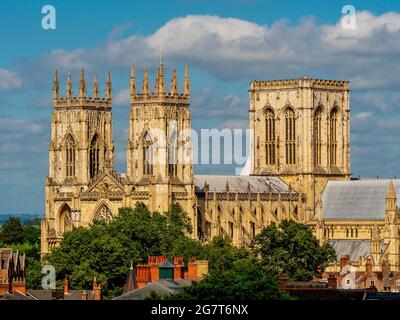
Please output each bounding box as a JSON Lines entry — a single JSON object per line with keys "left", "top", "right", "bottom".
{"left": 396, "top": 279, "right": 400, "bottom": 287}
{"left": 370, "top": 280, "right": 375, "bottom": 287}
{"left": 346, "top": 279, "right": 351, "bottom": 285}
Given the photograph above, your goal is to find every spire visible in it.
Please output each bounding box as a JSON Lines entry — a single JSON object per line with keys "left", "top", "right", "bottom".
{"left": 386, "top": 180, "right": 396, "bottom": 200}
{"left": 142, "top": 68, "right": 149, "bottom": 95}
{"left": 184, "top": 64, "right": 190, "bottom": 96}
{"left": 66, "top": 73, "right": 73, "bottom": 100}
{"left": 79, "top": 68, "right": 86, "bottom": 98}
{"left": 123, "top": 261, "right": 137, "bottom": 294}
{"left": 130, "top": 64, "right": 136, "bottom": 96}
{"left": 106, "top": 70, "right": 112, "bottom": 99}
{"left": 170, "top": 69, "right": 177, "bottom": 95}
{"left": 386, "top": 180, "right": 397, "bottom": 211}
{"left": 93, "top": 73, "right": 99, "bottom": 98}
{"left": 53, "top": 70, "right": 59, "bottom": 100}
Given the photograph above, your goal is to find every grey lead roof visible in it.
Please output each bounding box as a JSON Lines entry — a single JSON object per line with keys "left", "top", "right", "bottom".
{"left": 328, "top": 240, "right": 371, "bottom": 262}
{"left": 321, "top": 179, "right": 400, "bottom": 221}
{"left": 194, "top": 175, "right": 294, "bottom": 194}
{"left": 328, "top": 240, "right": 388, "bottom": 262}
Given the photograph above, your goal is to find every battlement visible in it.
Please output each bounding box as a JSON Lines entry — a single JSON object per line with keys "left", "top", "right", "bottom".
{"left": 129, "top": 60, "right": 190, "bottom": 105}
{"left": 53, "top": 69, "right": 112, "bottom": 108}
{"left": 250, "top": 77, "right": 350, "bottom": 91}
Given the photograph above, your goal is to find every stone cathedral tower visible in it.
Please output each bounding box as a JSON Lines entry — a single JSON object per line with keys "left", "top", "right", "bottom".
{"left": 41, "top": 69, "right": 116, "bottom": 254}
{"left": 126, "top": 61, "right": 196, "bottom": 231}
{"left": 249, "top": 78, "right": 351, "bottom": 221}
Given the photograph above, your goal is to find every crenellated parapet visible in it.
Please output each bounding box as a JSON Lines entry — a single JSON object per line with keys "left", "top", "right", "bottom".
{"left": 129, "top": 61, "right": 190, "bottom": 106}
{"left": 52, "top": 68, "right": 112, "bottom": 109}
{"left": 250, "top": 77, "right": 350, "bottom": 91}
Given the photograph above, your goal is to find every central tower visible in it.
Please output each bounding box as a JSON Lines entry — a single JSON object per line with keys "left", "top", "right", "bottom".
{"left": 126, "top": 61, "right": 195, "bottom": 226}
{"left": 249, "top": 77, "right": 351, "bottom": 221}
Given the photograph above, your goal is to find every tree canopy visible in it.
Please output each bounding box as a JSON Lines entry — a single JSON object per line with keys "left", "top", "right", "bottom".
{"left": 44, "top": 204, "right": 204, "bottom": 298}
{"left": 251, "top": 220, "right": 336, "bottom": 281}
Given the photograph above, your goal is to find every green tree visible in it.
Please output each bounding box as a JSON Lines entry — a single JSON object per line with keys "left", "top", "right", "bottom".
{"left": 44, "top": 204, "right": 205, "bottom": 299}
{"left": 0, "top": 217, "right": 25, "bottom": 244}
{"left": 23, "top": 223, "right": 40, "bottom": 244}
{"left": 172, "top": 258, "right": 288, "bottom": 300}
{"left": 201, "top": 235, "right": 249, "bottom": 273}
{"left": 251, "top": 220, "right": 336, "bottom": 281}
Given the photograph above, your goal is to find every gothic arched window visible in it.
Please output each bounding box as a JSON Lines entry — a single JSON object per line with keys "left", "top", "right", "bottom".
{"left": 314, "top": 107, "right": 323, "bottom": 167}
{"left": 93, "top": 204, "right": 113, "bottom": 222}
{"left": 285, "top": 108, "right": 296, "bottom": 165}
{"left": 264, "top": 108, "right": 276, "bottom": 165}
{"left": 65, "top": 134, "right": 75, "bottom": 177}
{"left": 168, "top": 129, "right": 177, "bottom": 176}
{"left": 90, "top": 134, "right": 100, "bottom": 178}
{"left": 143, "top": 131, "right": 153, "bottom": 176}
{"left": 329, "top": 108, "right": 339, "bottom": 166}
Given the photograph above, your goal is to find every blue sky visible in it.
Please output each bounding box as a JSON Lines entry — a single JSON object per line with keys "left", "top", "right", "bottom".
{"left": 1, "top": 0, "right": 400, "bottom": 215}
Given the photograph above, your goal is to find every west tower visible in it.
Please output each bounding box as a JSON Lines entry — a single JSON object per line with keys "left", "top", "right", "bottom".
{"left": 41, "top": 69, "right": 115, "bottom": 254}
{"left": 126, "top": 62, "right": 196, "bottom": 234}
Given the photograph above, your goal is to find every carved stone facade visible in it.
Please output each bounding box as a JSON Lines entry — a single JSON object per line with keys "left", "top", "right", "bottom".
{"left": 41, "top": 63, "right": 308, "bottom": 255}
{"left": 249, "top": 78, "right": 351, "bottom": 221}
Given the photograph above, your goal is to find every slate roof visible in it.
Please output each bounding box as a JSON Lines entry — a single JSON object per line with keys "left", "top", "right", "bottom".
{"left": 321, "top": 179, "right": 400, "bottom": 221}
{"left": 26, "top": 289, "right": 96, "bottom": 300}
{"left": 194, "top": 175, "right": 294, "bottom": 194}
{"left": 113, "top": 279, "right": 192, "bottom": 300}
{"left": 328, "top": 240, "right": 388, "bottom": 262}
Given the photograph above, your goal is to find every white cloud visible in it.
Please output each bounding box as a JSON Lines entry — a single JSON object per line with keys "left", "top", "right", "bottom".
{"left": 10, "top": 11, "right": 400, "bottom": 91}
{"left": 0, "top": 68, "right": 22, "bottom": 91}
{"left": 114, "top": 88, "right": 130, "bottom": 107}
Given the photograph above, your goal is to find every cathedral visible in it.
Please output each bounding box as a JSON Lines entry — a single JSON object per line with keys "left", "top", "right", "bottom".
{"left": 41, "top": 62, "right": 400, "bottom": 283}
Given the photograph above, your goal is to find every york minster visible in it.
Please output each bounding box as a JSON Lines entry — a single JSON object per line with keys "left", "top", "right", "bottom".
{"left": 41, "top": 61, "right": 400, "bottom": 279}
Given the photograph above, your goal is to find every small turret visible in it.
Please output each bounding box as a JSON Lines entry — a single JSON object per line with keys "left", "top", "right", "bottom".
{"left": 386, "top": 180, "right": 396, "bottom": 211}
{"left": 66, "top": 73, "right": 73, "bottom": 100}
{"left": 184, "top": 64, "right": 190, "bottom": 96}
{"left": 130, "top": 64, "right": 136, "bottom": 103}
{"left": 106, "top": 70, "right": 112, "bottom": 100}
{"left": 170, "top": 69, "right": 177, "bottom": 95}
{"left": 79, "top": 68, "right": 86, "bottom": 100}
{"left": 142, "top": 68, "right": 149, "bottom": 95}
{"left": 158, "top": 58, "right": 165, "bottom": 96}
{"left": 53, "top": 70, "right": 59, "bottom": 101}
{"left": 93, "top": 73, "right": 99, "bottom": 98}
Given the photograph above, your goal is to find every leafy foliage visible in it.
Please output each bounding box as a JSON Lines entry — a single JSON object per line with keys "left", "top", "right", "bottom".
{"left": 44, "top": 204, "right": 204, "bottom": 299}
{"left": 0, "top": 217, "right": 42, "bottom": 289}
{"left": 251, "top": 220, "right": 336, "bottom": 281}
{"left": 0, "top": 217, "right": 40, "bottom": 245}
{"left": 172, "top": 257, "right": 289, "bottom": 300}
{"left": 0, "top": 217, "right": 25, "bottom": 244}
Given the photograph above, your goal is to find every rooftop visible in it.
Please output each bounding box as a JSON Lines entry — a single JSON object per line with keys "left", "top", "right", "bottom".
{"left": 320, "top": 179, "right": 400, "bottom": 221}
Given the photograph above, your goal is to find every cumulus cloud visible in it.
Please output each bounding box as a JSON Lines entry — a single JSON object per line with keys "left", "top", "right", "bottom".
{"left": 8, "top": 11, "right": 400, "bottom": 91}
